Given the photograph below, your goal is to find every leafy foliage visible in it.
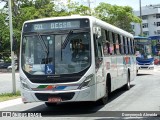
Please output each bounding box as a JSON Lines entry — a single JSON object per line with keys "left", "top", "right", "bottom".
{"left": 0, "top": 0, "right": 141, "bottom": 59}
{"left": 0, "top": 13, "right": 10, "bottom": 53}
{"left": 94, "top": 2, "right": 141, "bottom": 32}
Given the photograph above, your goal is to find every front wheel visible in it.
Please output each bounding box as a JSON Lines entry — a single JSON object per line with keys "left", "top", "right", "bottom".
{"left": 97, "top": 81, "right": 109, "bottom": 105}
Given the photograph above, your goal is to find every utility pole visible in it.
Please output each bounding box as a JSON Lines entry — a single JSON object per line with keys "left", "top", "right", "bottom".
{"left": 8, "top": 0, "right": 16, "bottom": 94}
{"left": 139, "top": 0, "right": 143, "bottom": 36}
{"left": 82, "top": 0, "right": 94, "bottom": 15}
{"left": 87, "top": 0, "right": 91, "bottom": 9}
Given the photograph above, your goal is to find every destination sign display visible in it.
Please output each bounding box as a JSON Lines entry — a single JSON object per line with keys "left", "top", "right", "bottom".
{"left": 32, "top": 21, "right": 80, "bottom": 31}
{"left": 23, "top": 19, "right": 90, "bottom": 32}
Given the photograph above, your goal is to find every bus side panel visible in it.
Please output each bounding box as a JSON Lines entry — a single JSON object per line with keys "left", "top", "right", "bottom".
{"left": 110, "top": 56, "right": 118, "bottom": 91}
{"left": 117, "top": 55, "right": 126, "bottom": 88}
{"left": 103, "top": 56, "right": 115, "bottom": 92}
{"left": 122, "top": 56, "right": 128, "bottom": 86}
{"left": 95, "top": 62, "right": 106, "bottom": 100}
{"left": 96, "top": 57, "right": 111, "bottom": 100}
{"left": 130, "top": 56, "right": 137, "bottom": 81}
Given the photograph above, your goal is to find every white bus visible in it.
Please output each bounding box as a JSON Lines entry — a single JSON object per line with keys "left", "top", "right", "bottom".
{"left": 20, "top": 15, "right": 137, "bottom": 106}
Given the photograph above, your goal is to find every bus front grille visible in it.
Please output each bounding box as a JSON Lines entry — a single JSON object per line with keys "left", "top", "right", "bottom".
{"left": 35, "top": 92, "right": 75, "bottom": 101}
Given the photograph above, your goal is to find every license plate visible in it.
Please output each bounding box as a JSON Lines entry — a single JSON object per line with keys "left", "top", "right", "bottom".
{"left": 48, "top": 97, "right": 62, "bottom": 103}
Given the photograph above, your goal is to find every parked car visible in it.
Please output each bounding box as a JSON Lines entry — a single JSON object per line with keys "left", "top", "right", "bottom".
{"left": 154, "top": 59, "right": 160, "bottom": 65}
{"left": 0, "top": 62, "right": 18, "bottom": 72}
{"left": 7, "top": 63, "right": 18, "bottom": 72}
{"left": 0, "top": 62, "right": 11, "bottom": 69}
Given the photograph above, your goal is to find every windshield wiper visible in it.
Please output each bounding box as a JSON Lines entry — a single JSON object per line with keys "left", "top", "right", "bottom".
{"left": 38, "top": 34, "right": 50, "bottom": 64}
{"left": 61, "top": 30, "right": 73, "bottom": 49}
{"left": 38, "top": 34, "right": 49, "bottom": 55}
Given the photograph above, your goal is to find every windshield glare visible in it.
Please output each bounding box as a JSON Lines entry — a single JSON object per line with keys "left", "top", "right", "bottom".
{"left": 22, "top": 32, "right": 91, "bottom": 75}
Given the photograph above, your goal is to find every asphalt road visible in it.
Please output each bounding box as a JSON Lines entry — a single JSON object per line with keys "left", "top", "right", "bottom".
{"left": 0, "top": 67, "right": 160, "bottom": 119}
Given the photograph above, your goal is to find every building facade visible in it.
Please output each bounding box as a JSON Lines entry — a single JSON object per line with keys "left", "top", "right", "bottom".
{"left": 132, "top": 4, "right": 160, "bottom": 37}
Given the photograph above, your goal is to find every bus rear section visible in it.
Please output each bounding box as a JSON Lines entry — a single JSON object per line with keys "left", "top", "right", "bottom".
{"left": 136, "top": 57, "right": 154, "bottom": 70}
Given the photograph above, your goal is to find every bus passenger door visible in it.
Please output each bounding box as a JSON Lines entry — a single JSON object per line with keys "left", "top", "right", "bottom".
{"left": 94, "top": 34, "right": 105, "bottom": 100}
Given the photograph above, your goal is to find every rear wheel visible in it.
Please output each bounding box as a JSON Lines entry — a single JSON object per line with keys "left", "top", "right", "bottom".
{"left": 124, "top": 73, "right": 130, "bottom": 90}
{"left": 45, "top": 102, "right": 57, "bottom": 107}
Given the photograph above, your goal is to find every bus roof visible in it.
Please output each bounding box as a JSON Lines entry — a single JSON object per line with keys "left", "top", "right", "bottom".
{"left": 148, "top": 35, "right": 160, "bottom": 40}
{"left": 134, "top": 36, "right": 148, "bottom": 39}
{"left": 134, "top": 35, "right": 160, "bottom": 40}
{"left": 93, "top": 17, "right": 133, "bottom": 38}
{"left": 23, "top": 15, "right": 133, "bottom": 38}
{"left": 23, "top": 15, "right": 92, "bottom": 23}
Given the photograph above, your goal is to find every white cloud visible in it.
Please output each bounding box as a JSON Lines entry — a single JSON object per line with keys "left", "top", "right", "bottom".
{"left": 0, "top": 2, "right": 6, "bottom": 9}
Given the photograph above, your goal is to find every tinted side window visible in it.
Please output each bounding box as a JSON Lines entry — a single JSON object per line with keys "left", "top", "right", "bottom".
{"left": 103, "top": 30, "right": 110, "bottom": 56}
{"left": 127, "top": 38, "right": 132, "bottom": 54}
{"left": 133, "top": 39, "right": 136, "bottom": 54}
{"left": 109, "top": 31, "right": 114, "bottom": 55}
{"left": 120, "top": 35, "right": 124, "bottom": 54}
{"left": 124, "top": 37, "right": 128, "bottom": 54}
{"left": 130, "top": 39, "right": 133, "bottom": 54}
{"left": 112, "top": 33, "right": 117, "bottom": 54}
{"left": 94, "top": 34, "right": 103, "bottom": 68}
{"left": 115, "top": 34, "right": 120, "bottom": 55}
{"left": 123, "top": 36, "right": 126, "bottom": 54}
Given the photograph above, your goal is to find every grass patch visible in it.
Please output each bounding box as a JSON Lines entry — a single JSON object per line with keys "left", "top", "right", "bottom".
{"left": 0, "top": 91, "right": 21, "bottom": 102}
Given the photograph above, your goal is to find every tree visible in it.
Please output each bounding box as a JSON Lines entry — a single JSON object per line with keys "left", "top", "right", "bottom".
{"left": 0, "top": 0, "right": 141, "bottom": 59}
{"left": 0, "top": 13, "right": 10, "bottom": 54}
{"left": 94, "top": 2, "right": 141, "bottom": 32}
{"left": 67, "top": 0, "right": 91, "bottom": 15}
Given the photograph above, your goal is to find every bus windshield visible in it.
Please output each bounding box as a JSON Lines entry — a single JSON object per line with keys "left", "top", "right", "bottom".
{"left": 21, "top": 31, "right": 91, "bottom": 75}
{"left": 134, "top": 38, "right": 152, "bottom": 59}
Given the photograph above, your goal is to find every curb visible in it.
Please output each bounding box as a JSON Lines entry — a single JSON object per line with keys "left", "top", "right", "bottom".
{"left": 0, "top": 98, "right": 23, "bottom": 109}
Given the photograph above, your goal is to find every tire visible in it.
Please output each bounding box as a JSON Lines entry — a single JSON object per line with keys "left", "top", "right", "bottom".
{"left": 124, "top": 73, "right": 130, "bottom": 90}
{"left": 45, "top": 102, "right": 57, "bottom": 107}
{"left": 97, "top": 80, "right": 109, "bottom": 105}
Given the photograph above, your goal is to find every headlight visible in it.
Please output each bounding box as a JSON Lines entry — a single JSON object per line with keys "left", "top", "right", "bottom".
{"left": 78, "top": 74, "right": 94, "bottom": 89}
{"left": 20, "top": 77, "right": 30, "bottom": 90}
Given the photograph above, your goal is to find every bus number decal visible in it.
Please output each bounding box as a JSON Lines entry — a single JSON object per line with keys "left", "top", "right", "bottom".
{"left": 34, "top": 24, "right": 43, "bottom": 30}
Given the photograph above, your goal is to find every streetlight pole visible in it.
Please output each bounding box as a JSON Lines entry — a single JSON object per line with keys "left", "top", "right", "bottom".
{"left": 8, "top": 0, "right": 16, "bottom": 94}
{"left": 87, "top": 0, "right": 91, "bottom": 9}
{"left": 83, "top": 0, "right": 92, "bottom": 15}
{"left": 139, "top": 0, "right": 143, "bottom": 36}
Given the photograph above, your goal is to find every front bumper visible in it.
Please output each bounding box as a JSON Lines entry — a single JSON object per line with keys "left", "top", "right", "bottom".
{"left": 20, "top": 85, "right": 96, "bottom": 103}
{"left": 137, "top": 64, "right": 154, "bottom": 70}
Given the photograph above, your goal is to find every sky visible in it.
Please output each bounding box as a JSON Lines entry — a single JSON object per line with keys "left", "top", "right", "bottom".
{"left": 78, "top": 0, "right": 160, "bottom": 10}
{"left": 0, "top": 2, "right": 6, "bottom": 9}
{"left": 0, "top": 0, "right": 160, "bottom": 10}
